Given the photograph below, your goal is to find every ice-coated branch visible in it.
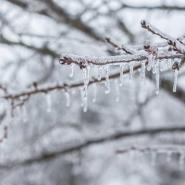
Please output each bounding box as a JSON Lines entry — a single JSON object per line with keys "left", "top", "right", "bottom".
{"left": 59, "top": 52, "right": 182, "bottom": 68}
{"left": 105, "top": 37, "right": 134, "bottom": 54}
{"left": 141, "top": 20, "right": 185, "bottom": 54}
{"left": 2, "top": 63, "right": 142, "bottom": 101}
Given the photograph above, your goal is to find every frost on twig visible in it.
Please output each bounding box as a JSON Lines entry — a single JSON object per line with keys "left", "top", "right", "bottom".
{"left": 141, "top": 20, "right": 185, "bottom": 54}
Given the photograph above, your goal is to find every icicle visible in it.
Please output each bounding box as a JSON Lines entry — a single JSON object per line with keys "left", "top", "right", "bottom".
{"left": 104, "top": 65, "right": 110, "bottom": 94}
{"left": 83, "top": 85, "right": 88, "bottom": 112}
{"left": 129, "top": 62, "right": 134, "bottom": 80}
{"left": 92, "top": 83, "right": 97, "bottom": 103}
{"left": 147, "top": 55, "right": 155, "bottom": 71}
{"left": 82, "top": 66, "right": 90, "bottom": 86}
{"left": 65, "top": 91, "right": 70, "bottom": 107}
{"left": 83, "top": 96, "right": 88, "bottom": 112}
{"left": 115, "top": 79, "right": 120, "bottom": 102}
{"left": 160, "top": 60, "right": 167, "bottom": 72}
{"left": 140, "top": 61, "right": 146, "bottom": 80}
{"left": 167, "top": 59, "right": 172, "bottom": 69}
{"left": 46, "top": 93, "right": 52, "bottom": 113}
{"left": 155, "top": 60, "right": 160, "bottom": 95}
{"left": 119, "top": 64, "right": 124, "bottom": 86}
{"left": 173, "top": 69, "right": 179, "bottom": 93}
{"left": 69, "top": 64, "right": 74, "bottom": 78}
{"left": 80, "top": 86, "right": 88, "bottom": 112}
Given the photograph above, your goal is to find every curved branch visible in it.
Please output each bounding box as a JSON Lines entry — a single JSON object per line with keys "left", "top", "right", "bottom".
{"left": 2, "top": 126, "right": 185, "bottom": 168}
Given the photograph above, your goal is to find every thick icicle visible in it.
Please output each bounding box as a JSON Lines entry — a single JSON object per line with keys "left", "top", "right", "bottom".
{"left": 155, "top": 60, "right": 160, "bottom": 95}
{"left": 167, "top": 59, "right": 172, "bottom": 69}
{"left": 147, "top": 54, "right": 155, "bottom": 71}
{"left": 69, "top": 64, "right": 74, "bottom": 78}
{"left": 92, "top": 83, "right": 97, "bottom": 103}
{"left": 104, "top": 65, "right": 110, "bottom": 94}
{"left": 46, "top": 93, "right": 52, "bottom": 113}
{"left": 65, "top": 91, "right": 71, "bottom": 107}
{"left": 129, "top": 62, "right": 134, "bottom": 80}
{"left": 82, "top": 66, "right": 90, "bottom": 86}
{"left": 173, "top": 69, "right": 179, "bottom": 93}
{"left": 115, "top": 79, "right": 120, "bottom": 102}
{"left": 140, "top": 61, "right": 146, "bottom": 80}
{"left": 83, "top": 85, "right": 88, "bottom": 112}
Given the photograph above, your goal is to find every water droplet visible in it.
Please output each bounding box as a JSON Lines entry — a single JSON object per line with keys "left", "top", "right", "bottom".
{"left": 69, "top": 64, "right": 74, "bottom": 78}
{"left": 104, "top": 66, "right": 110, "bottom": 94}
{"left": 129, "top": 62, "right": 134, "bottom": 80}
{"left": 140, "top": 61, "right": 146, "bottom": 80}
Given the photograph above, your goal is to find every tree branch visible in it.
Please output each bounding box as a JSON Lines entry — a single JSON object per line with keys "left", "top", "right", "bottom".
{"left": 2, "top": 126, "right": 185, "bottom": 168}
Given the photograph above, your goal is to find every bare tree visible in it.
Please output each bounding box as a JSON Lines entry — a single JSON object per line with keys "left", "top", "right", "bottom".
{"left": 0, "top": 0, "right": 185, "bottom": 185}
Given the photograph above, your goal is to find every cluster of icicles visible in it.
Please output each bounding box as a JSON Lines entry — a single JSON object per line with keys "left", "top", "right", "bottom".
{"left": 50, "top": 56, "right": 180, "bottom": 112}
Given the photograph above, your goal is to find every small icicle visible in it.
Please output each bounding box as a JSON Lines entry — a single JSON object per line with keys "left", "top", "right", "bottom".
{"left": 140, "top": 61, "right": 146, "bottom": 80}
{"left": 92, "top": 83, "right": 97, "bottom": 103}
{"left": 129, "top": 62, "right": 134, "bottom": 80}
{"left": 115, "top": 80, "right": 120, "bottom": 102}
{"left": 147, "top": 55, "right": 155, "bottom": 71}
{"left": 119, "top": 64, "right": 124, "bottom": 86}
{"left": 167, "top": 59, "right": 172, "bottom": 69}
{"left": 65, "top": 91, "right": 70, "bottom": 107}
{"left": 83, "top": 96, "right": 88, "bottom": 112}
{"left": 173, "top": 69, "right": 179, "bottom": 93}
{"left": 69, "top": 64, "right": 74, "bottom": 78}
{"left": 83, "top": 85, "right": 88, "bottom": 112}
{"left": 160, "top": 60, "right": 166, "bottom": 72}
{"left": 155, "top": 60, "right": 160, "bottom": 95}
{"left": 82, "top": 66, "right": 90, "bottom": 86}
{"left": 80, "top": 85, "right": 88, "bottom": 112}
{"left": 87, "top": 66, "right": 90, "bottom": 84}
{"left": 46, "top": 93, "right": 52, "bottom": 113}
{"left": 104, "top": 65, "right": 110, "bottom": 94}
